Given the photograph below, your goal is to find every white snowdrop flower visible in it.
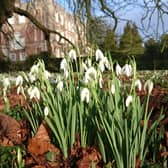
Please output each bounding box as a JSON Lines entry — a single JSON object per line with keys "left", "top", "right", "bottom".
{"left": 44, "top": 70, "right": 51, "bottom": 79}
{"left": 69, "top": 49, "right": 77, "bottom": 61}
{"left": 60, "top": 58, "right": 68, "bottom": 71}
{"left": 116, "top": 64, "right": 122, "bottom": 76}
{"left": 95, "top": 49, "right": 104, "bottom": 61}
{"left": 122, "top": 64, "right": 132, "bottom": 77}
{"left": 98, "top": 61, "right": 105, "bottom": 72}
{"left": 135, "top": 79, "right": 142, "bottom": 91}
{"left": 17, "top": 85, "right": 24, "bottom": 95}
{"left": 28, "top": 73, "right": 36, "bottom": 83}
{"left": 64, "top": 69, "right": 69, "bottom": 79}
{"left": 85, "top": 67, "right": 97, "bottom": 82}
{"left": 144, "top": 80, "right": 153, "bottom": 94}
{"left": 80, "top": 88, "right": 90, "bottom": 103}
{"left": 28, "top": 86, "right": 40, "bottom": 100}
{"left": 126, "top": 95, "right": 133, "bottom": 107}
{"left": 99, "top": 57, "right": 110, "bottom": 72}
{"left": 44, "top": 106, "right": 49, "bottom": 116}
{"left": 30, "top": 64, "right": 39, "bottom": 74}
{"left": 111, "top": 83, "right": 115, "bottom": 94}
{"left": 3, "top": 78, "right": 10, "bottom": 88}
{"left": 99, "top": 76, "right": 103, "bottom": 88}
{"left": 57, "top": 81, "right": 64, "bottom": 91}
{"left": 16, "top": 75, "right": 23, "bottom": 86}
{"left": 104, "top": 57, "right": 111, "bottom": 70}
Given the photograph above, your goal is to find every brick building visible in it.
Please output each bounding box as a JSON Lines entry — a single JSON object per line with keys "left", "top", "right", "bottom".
{"left": 0, "top": 0, "right": 86, "bottom": 61}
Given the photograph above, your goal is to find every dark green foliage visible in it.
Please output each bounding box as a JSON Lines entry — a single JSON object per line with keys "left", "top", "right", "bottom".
{"left": 119, "top": 22, "right": 144, "bottom": 56}
{"left": 0, "top": 146, "right": 17, "bottom": 168}
{"left": 0, "top": 52, "right": 62, "bottom": 72}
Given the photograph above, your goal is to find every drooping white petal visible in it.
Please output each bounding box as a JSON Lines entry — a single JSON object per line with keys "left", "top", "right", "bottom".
{"left": 17, "top": 85, "right": 24, "bottom": 95}
{"left": 98, "top": 61, "right": 105, "bottom": 72}
{"left": 64, "top": 69, "right": 69, "bottom": 79}
{"left": 135, "top": 79, "right": 142, "bottom": 91}
{"left": 30, "top": 64, "right": 39, "bottom": 74}
{"left": 116, "top": 64, "right": 122, "bottom": 76}
{"left": 126, "top": 95, "right": 133, "bottom": 107}
{"left": 104, "top": 57, "right": 111, "bottom": 70}
{"left": 85, "top": 67, "right": 97, "bottom": 82}
{"left": 28, "top": 86, "right": 40, "bottom": 100}
{"left": 57, "top": 81, "right": 64, "bottom": 91}
{"left": 28, "top": 73, "right": 36, "bottom": 83}
{"left": 80, "top": 88, "right": 90, "bottom": 103}
{"left": 60, "top": 58, "right": 68, "bottom": 71}
{"left": 3, "top": 78, "right": 10, "bottom": 88}
{"left": 111, "top": 83, "right": 115, "bottom": 94}
{"left": 122, "top": 64, "right": 132, "bottom": 77}
{"left": 95, "top": 49, "right": 104, "bottom": 61}
{"left": 99, "top": 57, "right": 110, "bottom": 72}
{"left": 144, "top": 80, "right": 153, "bottom": 94}
{"left": 69, "top": 49, "right": 77, "bottom": 61}
{"left": 16, "top": 75, "right": 23, "bottom": 86}
{"left": 99, "top": 76, "right": 103, "bottom": 88}
{"left": 44, "top": 70, "right": 51, "bottom": 79}
{"left": 44, "top": 106, "right": 49, "bottom": 116}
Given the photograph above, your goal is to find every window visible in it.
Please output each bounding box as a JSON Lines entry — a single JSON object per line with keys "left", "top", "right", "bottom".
{"left": 10, "top": 53, "right": 16, "bottom": 61}
{"left": 19, "top": 52, "right": 26, "bottom": 61}
{"left": 18, "top": 16, "right": 26, "bottom": 24}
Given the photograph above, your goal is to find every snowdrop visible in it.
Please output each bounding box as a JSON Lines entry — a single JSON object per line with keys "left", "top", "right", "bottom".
{"left": 28, "top": 73, "right": 36, "bottom": 83}
{"left": 84, "top": 67, "right": 97, "bottom": 84}
{"left": 44, "top": 106, "right": 49, "bottom": 116}
{"left": 126, "top": 95, "right": 133, "bottom": 107}
{"left": 98, "top": 57, "right": 110, "bottom": 72}
{"left": 57, "top": 81, "right": 64, "bottom": 91}
{"left": 99, "top": 76, "right": 103, "bottom": 88}
{"left": 122, "top": 64, "right": 132, "bottom": 77}
{"left": 95, "top": 49, "right": 104, "bottom": 61}
{"left": 144, "top": 80, "right": 153, "bottom": 94}
{"left": 80, "top": 88, "right": 90, "bottom": 103}
{"left": 16, "top": 75, "right": 23, "bottom": 86}
{"left": 116, "top": 64, "right": 122, "bottom": 76}
{"left": 30, "top": 64, "right": 39, "bottom": 75}
{"left": 69, "top": 49, "right": 77, "bottom": 61}
{"left": 28, "top": 86, "right": 40, "bottom": 100}
{"left": 44, "top": 70, "right": 51, "bottom": 79}
{"left": 60, "top": 58, "right": 68, "bottom": 71}
{"left": 3, "top": 78, "right": 10, "bottom": 88}
{"left": 60, "top": 58, "right": 69, "bottom": 78}
{"left": 135, "top": 79, "right": 142, "bottom": 91}
{"left": 17, "top": 85, "right": 24, "bottom": 95}
{"left": 111, "top": 83, "right": 115, "bottom": 94}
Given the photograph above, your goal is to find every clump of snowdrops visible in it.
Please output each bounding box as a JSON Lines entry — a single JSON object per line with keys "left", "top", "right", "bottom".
{"left": 4, "top": 49, "right": 163, "bottom": 167}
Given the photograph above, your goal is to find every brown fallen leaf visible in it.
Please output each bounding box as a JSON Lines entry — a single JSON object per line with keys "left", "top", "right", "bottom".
{"left": 28, "top": 122, "right": 60, "bottom": 156}
{"left": 0, "top": 136, "right": 13, "bottom": 146}
{"left": 0, "top": 113, "right": 22, "bottom": 144}
{"left": 76, "top": 147, "right": 102, "bottom": 168}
